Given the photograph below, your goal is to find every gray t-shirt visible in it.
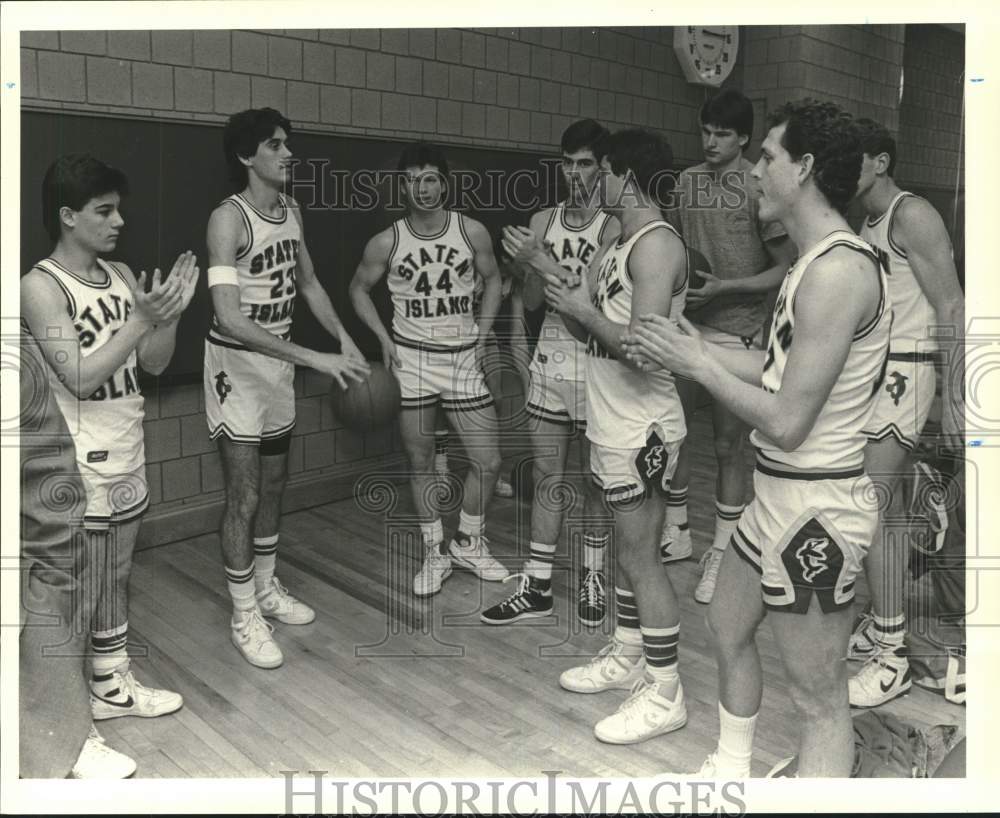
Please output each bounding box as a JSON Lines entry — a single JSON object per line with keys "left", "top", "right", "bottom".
{"left": 667, "top": 158, "right": 786, "bottom": 337}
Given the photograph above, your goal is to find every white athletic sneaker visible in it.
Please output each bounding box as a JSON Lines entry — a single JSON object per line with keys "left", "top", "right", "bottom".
{"left": 231, "top": 608, "right": 284, "bottom": 669}
{"left": 593, "top": 678, "right": 687, "bottom": 744}
{"left": 559, "top": 640, "right": 646, "bottom": 693}
{"left": 91, "top": 668, "right": 183, "bottom": 720}
{"left": 695, "top": 548, "right": 724, "bottom": 604}
{"left": 848, "top": 610, "right": 879, "bottom": 661}
{"left": 690, "top": 751, "right": 751, "bottom": 779}
{"left": 257, "top": 577, "right": 316, "bottom": 625}
{"left": 70, "top": 726, "right": 137, "bottom": 779}
{"left": 849, "top": 648, "right": 912, "bottom": 707}
{"left": 448, "top": 536, "right": 509, "bottom": 581}
{"left": 765, "top": 756, "right": 798, "bottom": 777}
{"left": 659, "top": 522, "right": 692, "bottom": 563}
{"left": 414, "top": 546, "right": 453, "bottom": 597}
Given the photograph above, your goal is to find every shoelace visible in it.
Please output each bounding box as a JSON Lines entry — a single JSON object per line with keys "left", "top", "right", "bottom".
{"left": 498, "top": 573, "right": 531, "bottom": 608}
{"left": 618, "top": 678, "right": 656, "bottom": 713}
{"left": 580, "top": 570, "right": 606, "bottom": 607}
{"left": 242, "top": 609, "right": 275, "bottom": 638}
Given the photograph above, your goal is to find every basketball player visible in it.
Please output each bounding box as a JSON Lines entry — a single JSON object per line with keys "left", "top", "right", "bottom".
{"left": 664, "top": 89, "right": 795, "bottom": 605}
{"left": 483, "top": 119, "right": 620, "bottom": 627}
{"left": 510, "top": 129, "right": 689, "bottom": 745}
{"left": 350, "top": 142, "right": 508, "bottom": 597}
{"left": 21, "top": 154, "right": 197, "bottom": 733}
{"left": 847, "top": 118, "right": 965, "bottom": 708}
{"left": 625, "top": 100, "right": 890, "bottom": 776}
{"left": 205, "top": 108, "right": 370, "bottom": 668}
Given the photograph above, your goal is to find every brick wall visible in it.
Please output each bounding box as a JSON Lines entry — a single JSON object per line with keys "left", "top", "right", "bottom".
{"left": 741, "top": 24, "right": 905, "bottom": 146}
{"left": 895, "top": 24, "right": 964, "bottom": 192}
{"left": 20, "top": 27, "right": 718, "bottom": 166}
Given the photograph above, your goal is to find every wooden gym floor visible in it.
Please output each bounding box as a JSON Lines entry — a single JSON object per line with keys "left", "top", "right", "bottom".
{"left": 104, "top": 409, "right": 966, "bottom": 779}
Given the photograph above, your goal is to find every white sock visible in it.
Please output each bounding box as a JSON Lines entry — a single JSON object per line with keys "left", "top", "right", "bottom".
{"left": 583, "top": 533, "right": 608, "bottom": 571}
{"left": 666, "top": 488, "right": 688, "bottom": 527}
{"left": 457, "top": 510, "right": 484, "bottom": 539}
{"left": 526, "top": 542, "right": 556, "bottom": 580}
{"left": 712, "top": 501, "right": 744, "bottom": 551}
{"left": 716, "top": 702, "right": 757, "bottom": 772}
{"left": 226, "top": 564, "right": 257, "bottom": 615}
{"left": 420, "top": 519, "right": 444, "bottom": 549}
{"left": 254, "top": 534, "right": 279, "bottom": 592}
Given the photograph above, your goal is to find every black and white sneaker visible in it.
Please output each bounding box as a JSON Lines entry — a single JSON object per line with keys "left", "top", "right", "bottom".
{"left": 578, "top": 568, "right": 607, "bottom": 627}
{"left": 480, "top": 574, "right": 553, "bottom": 624}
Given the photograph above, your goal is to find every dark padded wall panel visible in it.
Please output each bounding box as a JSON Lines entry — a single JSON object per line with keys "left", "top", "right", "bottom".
{"left": 21, "top": 111, "right": 554, "bottom": 376}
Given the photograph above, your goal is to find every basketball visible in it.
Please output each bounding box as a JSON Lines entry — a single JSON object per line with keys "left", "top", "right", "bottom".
{"left": 687, "top": 246, "right": 712, "bottom": 291}
{"left": 330, "top": 362, "right": 401, "bottom": 432}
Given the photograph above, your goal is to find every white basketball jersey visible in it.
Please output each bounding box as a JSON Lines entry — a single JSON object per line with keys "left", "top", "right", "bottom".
{"left": 387, "top": 212, "right": 477, "bottom": 350}
{"left": 585, "top": 220, "right": 688, "bottom": 449}
{"left": 860, "top": 191, "right": 938, "bottom": 352}
{"left": 209, "top": 193, "right": 301, "bottom": 346}
{"left": 751, "top": 231, "right": 891, "bottom": 471}
{"left": 33, "top": 257, "right": 145, "bottom": 476}
{"left": 533, "top": 205, "right": 616, "bottom": 382}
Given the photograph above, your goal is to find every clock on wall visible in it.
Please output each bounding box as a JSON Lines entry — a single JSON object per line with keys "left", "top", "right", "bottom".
{"left": 673, "top": 26, "right": 740, "bottom": 87}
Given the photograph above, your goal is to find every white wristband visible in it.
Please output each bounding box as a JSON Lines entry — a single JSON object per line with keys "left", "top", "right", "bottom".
{"left": 207, "top": 265, "right": 239, "bottom": 287}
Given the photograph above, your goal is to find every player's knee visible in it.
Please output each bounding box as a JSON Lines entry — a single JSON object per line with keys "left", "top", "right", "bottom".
{"left": 785, "top": 663, "right": 847, "bottom": 720}
{"left": 705, "top": 606, "right": 748, "bottom": 657}
{"left": 472, "top": 447, "right": 502, "bottom": 478}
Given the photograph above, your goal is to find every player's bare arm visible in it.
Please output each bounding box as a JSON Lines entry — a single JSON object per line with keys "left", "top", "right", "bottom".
{"left": 551, "top": 227, "right": 681, "bottom": 371}
{"left": 208, "top": 203, "right": 368, "bottom": 388}
{"left": 502, "top": 223, "right": 590, "bottom": 343}
{"left": 518, "top": 210, "right": 555, "bottom": 312}
{"left": 118, "top": 254, "right": 200, "bottom": 375}
{"left": 21, "top": 261, "right": 185, "bottom": 397}
{"left": 287, "top": 198, "right": 365, "bottom": 362}
{"left": 465, "top": 216, "right": 502, "bottom": 348}
{"left": 686, "top": 233, "right": 797, "bottom": 309}
{"left": 892, "top": 196, "right": 966, "bottom": 441}
{"left": 349, "top": 226, "right": 399, "bottom": 370}
{"left": 632, "top": 249, "right": 879, "bottom": 450}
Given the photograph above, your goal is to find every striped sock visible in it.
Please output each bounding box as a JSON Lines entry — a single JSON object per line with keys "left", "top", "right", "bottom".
{"left": 641, "top": 624, "right": 680, "bottom": 694}
{"left": 583, "top": 533, "right": 608, "bottom": 572}
{"left": 872, "top": 613, "right": 906, "bottom": 651}
{"left": 253, "top": 534, "right": 279, "bottom": 592}
{"left": 91, "top": 624, "right": 129, "bottom": 689}
{"left": 458, "top": 510, "right": 484, "bottom": 539}
{"left": 614, "top": 588, "right": 643, "bottom": 657}
{"left": 525, "top": 541, "right": 557, "bottom": 581}
{"left": 666, "top": 488, "right": 688, "bottom": 528}
{"left": 226, "top": 564, "right": 257, "bottom": 614}
{"left": 712, "top": 501, "right": 744, "bottom": 552}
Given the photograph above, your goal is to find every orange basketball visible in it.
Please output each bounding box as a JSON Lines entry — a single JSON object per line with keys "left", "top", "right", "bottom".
{"left": 330, "top": 362, "right": 401, "bottom": 432}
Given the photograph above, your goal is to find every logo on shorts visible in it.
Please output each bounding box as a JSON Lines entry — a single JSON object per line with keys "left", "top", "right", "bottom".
{"left": 643, "top": 444, "right": 665, "bottom": 479}
{"left": 87, "top": 450, "right": 109, "bottom": 463}
{"left": 886, "top": 370, "right": 908, "bottom": 406}
{"left": 215, "top": 370, "right": 232, "bottom": 404}
{"left": 796, "top": 537, "right": 830, "bottom": 583}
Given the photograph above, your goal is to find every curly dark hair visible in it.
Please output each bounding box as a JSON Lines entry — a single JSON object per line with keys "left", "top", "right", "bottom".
{"left": 767, "top": 99, "right": 862, "bottom": 214}
{"left": 604, "top": 128, "right": 675, "bottom": 202}
{"left": 854, "top": 117, "right": 898, "bottom": 177}
{"left": 223, "top": 107, "right": 292, "bottom": 187}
